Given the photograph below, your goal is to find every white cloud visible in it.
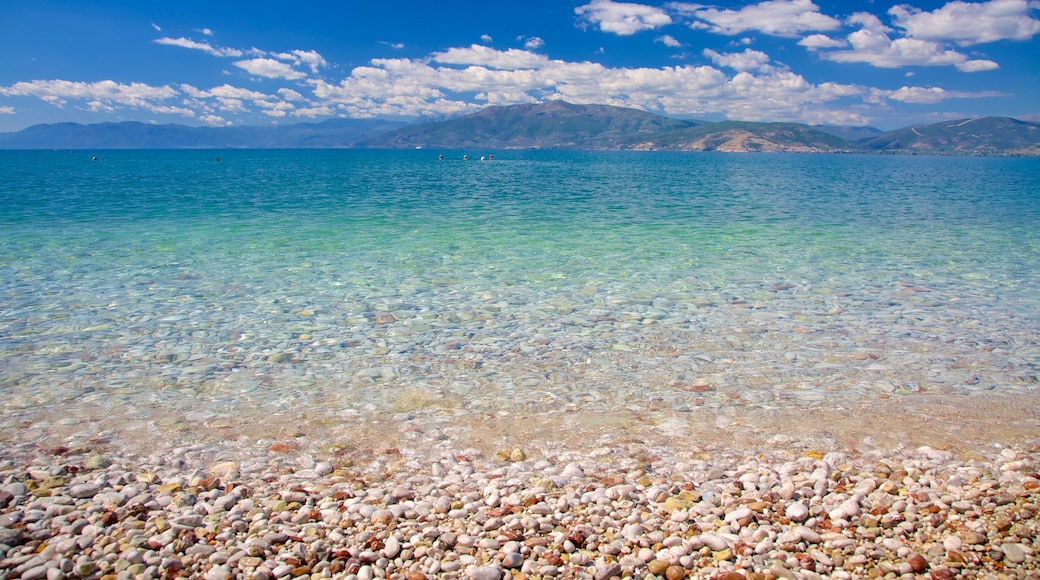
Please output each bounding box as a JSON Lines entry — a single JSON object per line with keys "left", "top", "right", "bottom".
{"left": 151, "top": 23, "right": 161, "bottom": 32}
{"left": 575, "top": 0, "right": 673, "bottom": 35}
{"left": 656, "top": 34, "right": 683, "bottom": 47}
{"left": 887, "top": 85, "right": 1005, "bottom": 103}
{"left": 819, "top": 12, "right": 1002, "bottom": 71}
{"left": 278, "top": 88, "right": 304, "bottom": 100}
{"left": 890, "top": 0, "right": 1040, "bottom": 45}
{"left": 675, "top": 0, "right": 841, "bottom": 37}
{"left": 703, "top": 48, "right": 773, "bottom": 72}
{"left": 198, "top": 28, "right": 214, "bottom": 36}
{"left": 301, "top": 45, "right": 869, "bottom": 126}
{"left": 233, "top": 58, "right": 307, "bottom": 80}
{"left": 481, "top": 34, "right": 493, "bottom": 44}
{"left": 798, "top": 34, "right": 846, "bottom": 49}
{"left": 0, "top": 80, "right": 181, "bottom": 114}
{"left": 435, "top": 45, "right": 550, "bottom": 69}
{"left": 289, "top": 49, "right": 327, "bottom": 74}
{"left": 0, "top": 106, "right": 14, "bottom": 114}
{"left": 199, "top": 114, "right": 228, "bottom": 125}
{"left": 957, "top": 59, "right": 1000, "bottom": 72}
{"left": 524, "top": 36, "right": 545, "bottom": 50}
{"left": 154, "top": 37, "right": 243, "bottom": 57}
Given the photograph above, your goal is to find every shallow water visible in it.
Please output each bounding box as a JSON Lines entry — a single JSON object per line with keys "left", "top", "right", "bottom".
{"left": 1, "top": 149, "right": 1039, "bottom": 456}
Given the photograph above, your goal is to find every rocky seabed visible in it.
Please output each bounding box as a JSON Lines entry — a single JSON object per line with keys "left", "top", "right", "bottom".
{"left": 1, "top": 441, "right": 1038, "bottom": 580}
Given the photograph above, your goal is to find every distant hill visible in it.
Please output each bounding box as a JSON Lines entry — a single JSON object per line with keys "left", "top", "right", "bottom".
{"left": 1, "top": 102, "right": 1037, "bottom": 155}
{"left": 811, "top": 124, "right": 884, "bottom": 141}
{"left": 358, "top": 101, "right": 698, "bottom": 149}
{"left": 362, "top": 103, "right": 1038, "bottom": 154}
{"left": 647, "top": 120, "right": 853, "bottom": 152}
{"left": 360, "top": 101, "right": 855, "bottom": 152}
{"left": 0, "top": 118, "right": 407, "bottom": 149}
{"left": 858, "top": 117, "right": 1040, "bottom": 156}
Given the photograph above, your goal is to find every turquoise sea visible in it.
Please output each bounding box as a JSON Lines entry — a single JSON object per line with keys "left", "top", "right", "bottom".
{"left": 2, "top": 149, "right": 1039, "bottom": 453}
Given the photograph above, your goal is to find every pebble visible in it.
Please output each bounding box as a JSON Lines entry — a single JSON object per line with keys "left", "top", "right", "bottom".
{"left": 0, "top": 427, "right": 1038, "bottom": 580}
{"left": 786, "top": 502, "right": 809, "bottom": 522}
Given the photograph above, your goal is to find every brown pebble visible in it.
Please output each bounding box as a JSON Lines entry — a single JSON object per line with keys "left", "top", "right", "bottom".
{"left": 930, "top": 569, "right": 955, "bottom": 580}
{"left": 665, "top": 565, "right": 687, "bottom": 580}
{"left": 962, "top": 531, "right": 987, "bottom": 545}
{"left": 747, "top": 501, "right": 769, "bottom": 512}
{"left": 714, "top": 572, "right": 744, "bottom": 580}
{"left": 647, "top": 560, "right": 669, "bottom": 575}
{"left": 908, "top": 554, "right": 929, "bottom": 573}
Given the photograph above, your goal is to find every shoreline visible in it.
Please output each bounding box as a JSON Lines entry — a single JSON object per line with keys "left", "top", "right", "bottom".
{"left": 2, "top": 394, "right": 1039, "bottom": 579}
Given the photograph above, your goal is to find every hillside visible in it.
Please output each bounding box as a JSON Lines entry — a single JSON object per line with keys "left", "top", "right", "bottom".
{"left": 1, "top": 102, "right": 1037, "bottom": 155}
{"left": 360, "top": 102, "right": 854, "bottom": 152}
{"left": 0, "top": 118, "right": 406, "bottom": 149}
{"left": 647, "top": 121, "right": 853, "bottom": 153}
{"left": 358, "top": 101, "right": 698, "bottom": 149}
{"left": 858, "top": 117, "right": 1040, "bottom": 156}
{"left": 364, "top": 104, "right": 1037, "bottom": 154}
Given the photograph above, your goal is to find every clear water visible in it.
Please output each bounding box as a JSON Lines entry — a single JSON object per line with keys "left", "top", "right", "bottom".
{"left": 2, "top": 149, "right": 1039, "bottom": 453}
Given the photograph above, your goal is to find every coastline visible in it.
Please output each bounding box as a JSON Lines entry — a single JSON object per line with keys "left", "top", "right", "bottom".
{"left": 2, "top": 393, "right": 1038, "bottom": 579}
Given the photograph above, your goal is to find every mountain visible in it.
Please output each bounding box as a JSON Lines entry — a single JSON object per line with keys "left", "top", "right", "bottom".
{"left": 645, "top": 120, "right": 853, "bottom": 152}
{"left": 358, "top": 101, "right": 699, "bottom": 149}
{"left": 811, "top": 124, "right": 884, "bottom": 141}
{"left": 360, "top": 101, "right": 854, "bottom": 152}
{"left": 858, "top": 117, "right": 1040, "bottom": 156}
{"left": 2, "top": 102, "right": 1037, "bottom": 154}
{"left": 0, "top": 118, "right": 407, "bottom": 149}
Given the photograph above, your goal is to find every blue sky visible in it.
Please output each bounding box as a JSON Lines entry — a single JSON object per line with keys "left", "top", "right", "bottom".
{"left": 1, "top": 0, "right": 1038, "bottom": 132}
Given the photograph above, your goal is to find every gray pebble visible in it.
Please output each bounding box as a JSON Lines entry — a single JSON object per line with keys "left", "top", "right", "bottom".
{"left": 502, "top": 552, "right": 524, "bottom": 568}
{"left": 1002, "top": 543, "right": 1026, "bottom": 564}
{"left": 67, "top": 484, "right": 99, "bottom": 499}
{"left": 5, "top": 483, "right": 28, "bottom": 497}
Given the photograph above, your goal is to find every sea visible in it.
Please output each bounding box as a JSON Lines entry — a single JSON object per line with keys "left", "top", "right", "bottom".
{"left": 2, "top": 149, "right": 1039, "bottom": 457}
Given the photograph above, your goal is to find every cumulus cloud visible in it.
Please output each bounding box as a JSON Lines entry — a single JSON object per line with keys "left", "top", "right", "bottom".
{"left": 656, "top": 34, "right": 682, "bottom": 47}
{"left": 154, "top": 37, "right": 243, "bottom": 57}
{"left": 0, "top": 79, "right": 182, "bottom": 113}
{"left": 675, "top": 0, "right": 841, "bottom": 37}
{"left": 887, "top": 85, "right": 1005, "bottom": 103}
{"left": 278, "top": 88, "right": 304, "bottom": 100}
{"left": 524, "top": 36, "right": 545, "bottom": 50}
{"left": 703, "top": 48, "right": 773, "bottom": 72}
{"left": 435, "top": 45, "right": 551, "bottom": 69}
{"left": 2, "top": 12, "right": 1018, "bottom": 131}
{"left": 233, "top": 58, "right": 308, "bottom": 80}
{"left": 288, "top": 49, "right": 327, "bottom": 74}
{"left": 199, "top": 114, "right": 229, "bottom": 125}
{"left": 819, "top": 12, "right": 1001, "bottom": 71}
{"left": 575, "top": 0, "right": 673, "bottom": 35}
{"left": 481, "top": 34, "right": 493, "bottom": 44}
{"left": 798, "top": 34, "right": 846, "bottom": 49}
{"left": 889, "top": 0, "right": 1040, "bottom": 45}
{"left": 299, "top": 44, "right": 872, "bottom": 126}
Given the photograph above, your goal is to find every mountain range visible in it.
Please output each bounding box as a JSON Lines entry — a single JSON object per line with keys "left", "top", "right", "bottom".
{"left": 2, "top": 101, "right": 1038, "bottom": 155}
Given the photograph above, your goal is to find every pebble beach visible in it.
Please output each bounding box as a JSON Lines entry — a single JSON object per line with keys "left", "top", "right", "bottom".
{"left": 3, "top": 151, "right": 1040, "bottom": 578}
{"left": 4, "top": 377, "right": 1040, "bottom": 580}
{"left": 1, "top": 416, "right": 1039, "bottom": 580}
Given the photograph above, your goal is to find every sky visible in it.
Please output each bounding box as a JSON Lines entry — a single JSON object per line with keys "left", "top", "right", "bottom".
{"left": 1, "top": 0, "right": 1038, "bottom": 132}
